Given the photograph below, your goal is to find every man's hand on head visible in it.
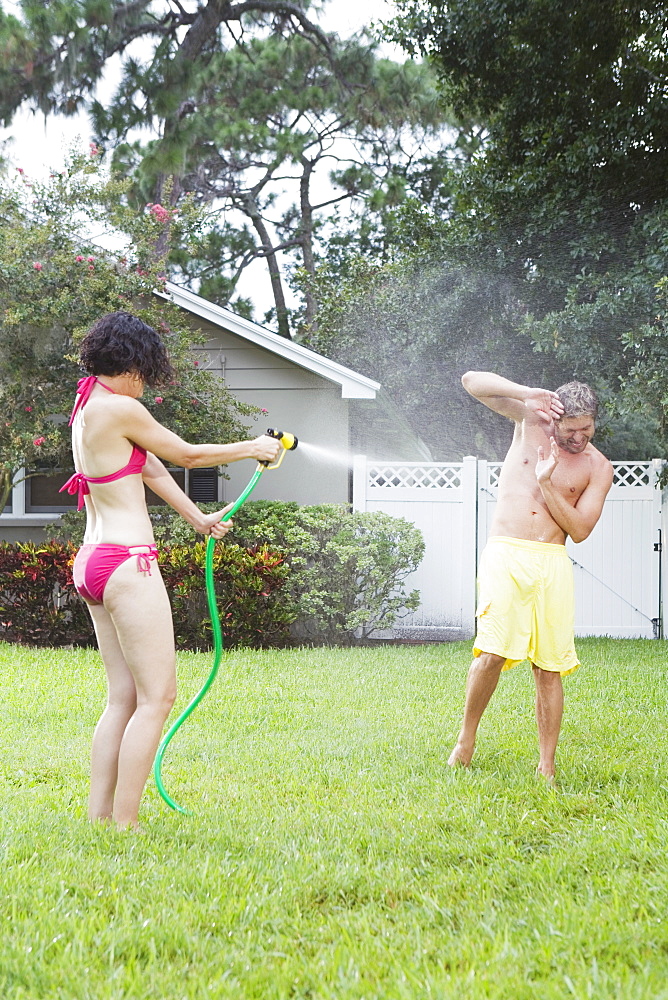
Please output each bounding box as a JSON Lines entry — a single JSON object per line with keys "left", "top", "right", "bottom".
{"left": 524, "top": 388, "right": 565, "bottom": 423}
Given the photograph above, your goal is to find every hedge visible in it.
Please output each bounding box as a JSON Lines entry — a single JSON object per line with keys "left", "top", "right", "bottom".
{"left": 0, "top": 541, "right": 294, "bottom": 649}
{"left": 54, "top": 501, "right": 426, "bottom": 645}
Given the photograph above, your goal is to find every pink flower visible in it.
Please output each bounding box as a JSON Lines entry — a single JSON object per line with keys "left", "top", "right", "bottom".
{"left": 261, "top": 408, "right": 269, "bottom": 414}
{"left": 16, "top": 167, "right": 24, "bottom": 175}
{"left": 89, "top": 142, "right": 100, "bottom": 157}
{"left": 87, "top": 256, "right": 95, "bottom": 262}
{"left": 32, "top": 262, "right": 42, "bottom": 271}
{"left": 24, "top": 406, "right": 32, "bottom": 412}
{"left": 193, "top": 360, "right": 199, "bottom": 367}
{"left": 149, "top": 203, "right": 172, "bottom": 224}
{"left": 154, "top": 396, "right": 163, "bottom": 404}
{"left": 191, "top": 399, "right": 199, "bottom": 406}
{"left": 75, "top": 255, "right": 84, "bottom": 262}
{"left": 33, "top": 436, "right": 45, "bottom": 446}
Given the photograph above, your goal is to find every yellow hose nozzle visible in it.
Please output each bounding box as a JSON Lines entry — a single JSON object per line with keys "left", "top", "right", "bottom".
{"left": 267, "top": 428, "right": 298, "bottom": 451}
{"left": 262, "top": 427, "right": 299, "bottom": 468}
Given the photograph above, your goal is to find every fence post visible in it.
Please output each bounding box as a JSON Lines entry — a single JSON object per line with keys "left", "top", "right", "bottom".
{"left": 461, "top": 455, "right": 478, "bottom": 637}
{"left": 352, "top": 454, "right": 367, "bottom": 512}
{"left": 654, "top": 459, "right": 666, "bottom": 639}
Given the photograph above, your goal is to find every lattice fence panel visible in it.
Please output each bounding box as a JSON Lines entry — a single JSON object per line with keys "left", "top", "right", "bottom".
{"left": 612, "top": 463, "right": 653, "bottom": 487}
{"left": 368, "top": 464, "right": 463, "bottom": 490}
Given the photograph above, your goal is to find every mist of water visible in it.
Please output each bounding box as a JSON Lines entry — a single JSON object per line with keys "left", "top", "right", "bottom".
{"left": 297, "top": 440, "right": 353, "bottom": 469}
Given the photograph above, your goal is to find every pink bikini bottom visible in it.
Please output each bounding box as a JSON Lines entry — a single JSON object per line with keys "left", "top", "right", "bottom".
{"left": 73, "top": 543, "right": 159, "bottom": 605}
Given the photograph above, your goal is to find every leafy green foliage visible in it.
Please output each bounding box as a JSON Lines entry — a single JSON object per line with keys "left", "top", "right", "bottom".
{"left": 55, "top": 500, "right": 426, "bottom": 644}
{"left": 363, "top": 0, "right": 668, "bottom": 444}
{"left": 158, "top": 541, "right": 294, "bottom": 650}
{"left": 203, "top": 500, "right": 425, "bottom": 644}
{"left": 0, "top": 538, "right": 294, "bottom": 650}
{"left": 0, "top": 149, "right": 256, "bottom": 509}
{"left": 0, "top": 541, "right": 93, "bottom": 646}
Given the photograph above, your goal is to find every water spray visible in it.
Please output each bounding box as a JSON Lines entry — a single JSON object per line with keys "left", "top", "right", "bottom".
{"left": 154, "top": 428, "right": 299, "bottom": 814}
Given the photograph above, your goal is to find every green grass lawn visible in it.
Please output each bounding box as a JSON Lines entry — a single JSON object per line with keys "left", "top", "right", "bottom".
{"left": 1, "top": 638, "right": 668, "bottom": 999}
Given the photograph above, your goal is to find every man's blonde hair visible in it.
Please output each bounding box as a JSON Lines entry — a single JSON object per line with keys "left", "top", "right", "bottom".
{"left": 555, "top": 382, "right": 598, "bottom": 420}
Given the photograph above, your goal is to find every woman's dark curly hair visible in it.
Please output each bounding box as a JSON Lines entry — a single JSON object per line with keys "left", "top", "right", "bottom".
{"left": 79, "top": 311, "right": 174, "bottom": 387}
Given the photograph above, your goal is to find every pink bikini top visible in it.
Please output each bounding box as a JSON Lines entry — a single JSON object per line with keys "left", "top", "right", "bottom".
{"left": 60, "top": 375, "right": 147, "bottom": 511}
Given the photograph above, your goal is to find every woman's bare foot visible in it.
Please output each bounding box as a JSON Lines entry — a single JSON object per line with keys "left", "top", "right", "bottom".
{"left": 535, "top": 766, "right": 556, "bottom": 785}
{"left": 114, "top": 820, "right": 146, "bottom": 833}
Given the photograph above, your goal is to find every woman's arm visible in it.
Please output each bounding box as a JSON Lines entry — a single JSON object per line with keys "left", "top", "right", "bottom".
{"left": 112, "top": 396, "right": 280, "bottom": 468}
{"left": 142, "top": 452, "right": 233, "bottom": 538}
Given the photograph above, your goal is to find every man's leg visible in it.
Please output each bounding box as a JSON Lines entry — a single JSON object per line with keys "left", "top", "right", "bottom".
{"left": 448, "top": 651, "right": 506, "bottom": 766}
{"left": 532, "top": 664, "right": 563, "bottom": 780}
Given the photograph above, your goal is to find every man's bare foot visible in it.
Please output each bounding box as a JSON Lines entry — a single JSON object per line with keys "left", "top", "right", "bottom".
{"left": 535, "top": 766, "right": 556, "bottom": 785}
{"left": 447, "top": 742, "right": 474, "bottom": 767}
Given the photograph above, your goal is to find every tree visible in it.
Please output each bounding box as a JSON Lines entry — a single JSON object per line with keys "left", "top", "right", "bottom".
{"left": 104, "top": 33, "right": 455, "bottom": 337}
{"left": 0, "top": 3, "right": 474, "bottom": 338}
{"left": 0, "top": 148, "right": 256, "bottom": 511}
{"left": 0, "top": 1, "right": 329, "bottom": 126}
{"left": 381, "top": 0, "right": 668, "bottom": 435}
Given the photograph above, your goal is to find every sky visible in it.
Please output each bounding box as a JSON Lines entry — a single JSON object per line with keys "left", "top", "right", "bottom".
{"left": 1, "top": 0, "right": 401, "bottom": 177}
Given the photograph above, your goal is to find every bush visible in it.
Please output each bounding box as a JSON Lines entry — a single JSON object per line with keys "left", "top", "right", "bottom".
{"left": 237, "top": 502, "right": 425, "bottom": 643}
{"left": 158, "top": 541, "right": 295, "bottom": 649}
{"left": 0, "top": 542, "right": 94, "bottom": 646}
{"left": 0, "top": 540, "right": 294, "bottom": 650}
{"left": 52, "top": 501, "right": 425, "bottom": 644}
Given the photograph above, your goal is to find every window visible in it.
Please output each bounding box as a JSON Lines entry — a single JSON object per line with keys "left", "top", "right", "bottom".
{"left": 144, "top": 469, "right": 187, "bottom": 506}
{"left": 26, "top": 471, "right": 79, "bottom": 513}
{"left": 188, "top": 467, "right": 219, "bottom": 503}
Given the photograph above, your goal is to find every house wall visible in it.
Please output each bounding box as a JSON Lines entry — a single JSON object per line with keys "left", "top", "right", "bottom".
{"left": 194, "top": 326, "right": 351, "bottom": 505}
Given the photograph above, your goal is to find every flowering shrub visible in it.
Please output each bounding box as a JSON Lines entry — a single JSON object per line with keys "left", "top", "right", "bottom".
{"left": 56, "top": 501, "right": 425, "bottom": 644}
{"left": 0, "top": 149, "right": 258, "bottom": 511}
{"left": 0, "top": 540, "right": 293, "bottom": 650}
{"left": 0, "top": 542, "right": 93, "bottom": 646}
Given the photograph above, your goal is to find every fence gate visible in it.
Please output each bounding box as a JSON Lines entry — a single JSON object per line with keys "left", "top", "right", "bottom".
{"left": 353, "top": 456, "right": 665, "bottom": 641}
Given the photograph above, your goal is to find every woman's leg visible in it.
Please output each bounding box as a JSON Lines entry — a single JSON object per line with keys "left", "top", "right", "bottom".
{"left": 96, "top": 558, "right": 176, "bottom": 828}
{"left": 86, "top": 602, "right": 138, "bottom": 822}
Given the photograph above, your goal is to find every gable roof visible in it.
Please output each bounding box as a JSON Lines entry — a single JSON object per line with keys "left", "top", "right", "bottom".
{"left": 163, "top": 282, "right": 381, "bottom": 400}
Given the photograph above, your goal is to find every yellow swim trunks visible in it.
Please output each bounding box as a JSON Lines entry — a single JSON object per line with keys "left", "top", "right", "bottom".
{"left": 474, "top": 536, "right": 580, "bottom": 676}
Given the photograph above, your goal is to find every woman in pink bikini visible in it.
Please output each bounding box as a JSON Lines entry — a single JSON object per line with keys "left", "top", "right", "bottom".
{"left": 61, "top": 311, "right": 280, "bottom": 829}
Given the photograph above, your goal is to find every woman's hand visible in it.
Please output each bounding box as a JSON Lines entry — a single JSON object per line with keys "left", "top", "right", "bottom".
{"left": 198, "top": 503, "right": 235, "bottom": 538}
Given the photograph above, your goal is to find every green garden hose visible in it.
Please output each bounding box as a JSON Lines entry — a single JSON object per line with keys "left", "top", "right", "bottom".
{"left": 153, "top": 429, "right": 297, "bottom": 815}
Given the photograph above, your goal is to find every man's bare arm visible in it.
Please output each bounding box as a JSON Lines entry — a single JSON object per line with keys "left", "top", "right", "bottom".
{"left": 536, "top": 441, "right": 614, "bottom": 542}
{"left": 462, "top": 371, "right": 564, "bottom": 423}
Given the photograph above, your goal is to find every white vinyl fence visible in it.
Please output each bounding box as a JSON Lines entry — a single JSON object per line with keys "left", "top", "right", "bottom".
{"left": 353, "top": 456, "right": 665, "bottom": 641}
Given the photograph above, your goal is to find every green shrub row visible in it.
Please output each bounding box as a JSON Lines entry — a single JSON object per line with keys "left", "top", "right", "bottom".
{"left": 0, "top": 541, "right": 294, "bottom": 649}
{"left": 54, "top": 501, "right": 426, "bottom": 645}
{"left": 0, "top": 542, "right": 93, "bottom": 647}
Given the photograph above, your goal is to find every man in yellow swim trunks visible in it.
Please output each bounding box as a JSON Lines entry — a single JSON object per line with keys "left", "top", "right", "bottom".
{"left": 448, "top": 371, "right": 614, "bottom": 779}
